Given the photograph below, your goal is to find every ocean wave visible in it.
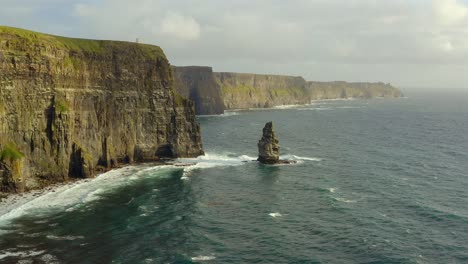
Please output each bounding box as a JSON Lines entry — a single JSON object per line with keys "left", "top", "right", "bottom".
{"left": 191, "top": 255, "right": 216, "bottom": 261}
{"left": 0, "top": 249, "right": 45, "bottom": 260}
{"left": 273, "top": 104, "right": 304, "bottom": 109}
{"left": 280, "top": 154, "right": 322, "bottom": 162}
{"left": 296, "top": 107, "right": 333, "bottom": 111}
{"left": 0, "top": 152, "right": 321, "bottom": 222}
{"left": 197, "top": 111, "right": 240, "bottom": 117}
{"left": 312, "top": 98, "right": 356, "bottom": 102}
{"left": 46, "top": 235, "right": 85, "bottom": 241}
{"left": 0, "top": 166, "right": 178, "bottom": 224}
{"left": 333, "top": 197, "right": 357, "bottom": 203}
{"left": 178, "top": 153, "right": 322, "bottom": 178}
{"left": 269, "top": 212, "right": 283, "bottom": 218}
{"left": 176, "top": 153, "right": 256, "bottom": 178}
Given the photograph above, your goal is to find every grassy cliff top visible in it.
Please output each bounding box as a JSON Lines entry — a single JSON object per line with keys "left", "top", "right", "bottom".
{"left": 0, "top": 25, "right": 166, "bottom": 60}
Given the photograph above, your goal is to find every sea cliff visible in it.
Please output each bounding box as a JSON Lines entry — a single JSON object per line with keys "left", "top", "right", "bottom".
{"left": 215, "top": 72, "right": 310, "bottom": 110}
{"left": 308, "top": 81, "right": 402, "bottom": 99}
{"left": 172, "top": 67, "right": 403, "bottom": 114}
{"left": 172, "top": 66, "right": 224, "bottom": 115}
{"left": 0, "top": 26, "right": 203, "bottom": 193}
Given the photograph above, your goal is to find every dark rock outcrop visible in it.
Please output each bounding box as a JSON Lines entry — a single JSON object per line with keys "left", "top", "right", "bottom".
{"left": 172, "top": 66, "right": 225, "bottom": 115}
{"left": 257, "top": 122, "right": 280, "bottom": 164}
{"left": 0, "top": 26, "right": 204, "bottom": 193}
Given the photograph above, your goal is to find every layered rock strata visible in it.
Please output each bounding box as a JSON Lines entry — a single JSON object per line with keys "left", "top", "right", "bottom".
{"left": 0, "top": 26, "right": 204, "bottom": 193}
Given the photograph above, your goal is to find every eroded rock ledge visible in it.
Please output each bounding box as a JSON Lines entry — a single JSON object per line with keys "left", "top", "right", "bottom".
{"left": 0, "top": 26, "right": 203, "bottom": 193}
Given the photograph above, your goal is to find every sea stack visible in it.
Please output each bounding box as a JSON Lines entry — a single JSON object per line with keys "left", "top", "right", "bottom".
{"left": 258, "top": 122, "right": 280, "bottom": 164}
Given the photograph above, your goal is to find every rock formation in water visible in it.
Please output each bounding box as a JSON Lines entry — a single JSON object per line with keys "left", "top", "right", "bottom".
{"left": 172, "top": 67, "right": 403, "bottom": 114}
{"left": 257, "top": 122, "right": 280, "bottom": 164}
{"left": 0, "top": 26, "right": 204, "bottom": 193}
{"left": 172, "top": 66, "right": 225, "bottom": 115}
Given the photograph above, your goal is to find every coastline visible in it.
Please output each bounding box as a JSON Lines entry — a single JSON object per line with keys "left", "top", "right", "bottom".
{"left": 0, "top": 162, "right": 174, "bottom": 223}
{"left": 219, "top": 96, "right": 403, "bottom": 114}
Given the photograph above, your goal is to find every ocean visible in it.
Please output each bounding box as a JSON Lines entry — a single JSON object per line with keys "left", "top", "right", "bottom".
{"left": 0, "top": 89, "right": 467, "bottom": 263}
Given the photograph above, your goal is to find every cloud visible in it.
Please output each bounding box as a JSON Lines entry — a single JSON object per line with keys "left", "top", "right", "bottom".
{"left": 2, "top": 0, "right": 468, "bottom": 88}
{"left": 433, "top": 0, "right": 468, "bottom": 25}
{"left": 160, "top": 13, "right": 201, "bottom": 40}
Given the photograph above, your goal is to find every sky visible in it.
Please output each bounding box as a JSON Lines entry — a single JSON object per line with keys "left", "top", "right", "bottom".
{"left": 1, "top": 0, "right": 468, "bottom": 89}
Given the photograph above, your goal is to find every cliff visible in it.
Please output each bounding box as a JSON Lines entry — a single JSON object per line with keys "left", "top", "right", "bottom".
{"left": 215, "top": 72, "right": 310, "bottom": 109}
{"left": 172, "top": 66, "right": 224, "bottom": 115}
{"left": 307, "top": 81, "right": 403, "bottom": 99}
{"left": 172, "top": 68, "right": 402, "bottom": 113}
{"left": 0, "top": 26, "right": 203, "bottom": 193}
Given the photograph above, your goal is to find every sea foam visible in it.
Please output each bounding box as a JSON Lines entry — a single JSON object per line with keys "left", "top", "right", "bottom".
{"left": 0, "top": 166, "right": 177, "bottom": 224}
{"left": 191, "top": 255, "right": 216, "bottom": 261}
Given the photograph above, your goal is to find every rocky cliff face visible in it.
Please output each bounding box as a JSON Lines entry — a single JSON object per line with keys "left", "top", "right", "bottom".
{"left": 0, "top": 26, "right": 203, "bottom": 193}
{"left": 172, "top": 68, "right": 402, "bottom": 112}
{"left": 215, "top": 72, "right": 310, "bottom": 109}
{"left": 307, "top": 81, "right": 403, "bottom": 99}
{"left": 172, "top": 66, "right": 225, "bottom": 115}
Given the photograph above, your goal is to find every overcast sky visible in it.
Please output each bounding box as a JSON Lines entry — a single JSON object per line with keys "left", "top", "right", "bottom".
{"left": 1, "top": 0, "right": 468, "bottom": 89}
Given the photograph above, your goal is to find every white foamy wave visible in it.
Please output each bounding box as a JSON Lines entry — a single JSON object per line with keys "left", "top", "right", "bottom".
{"left": 328, "top": 188, "right": 337, "bottom": 193}
{"left": 273, "top": 104, "right": 303, "bottom": 109}
{"left": 176, "top": 153, "right": 256, "bottom": 178}
{"left": 46, "top": 235, "right": 84, "bottom": 241}
{"left": 191, "top": 255, "right": 216, "bottom": 261}
{"left": 312, "top": 98, "right": 356, "bottom": 103}
{"left": 0, "top": 166, "right": 178, "bottom": 224}
{"left": 336, "top": 106, "right": 365, "bottom": 109}
{"left": 198, "top": 111, "right": 240, "bottom": 117}
{"left": 297, "top": 107, "right": 332, "bottom": 111}
{"left": 0, "top": 249, "right": 45, "bottom": 260}
{"left": 280, "top": 155, "right": 322, "bottom": 162}
{"left": 334, "top": 197, "right": 357, "bottom": 203}
{"left": 269, "top": 212, "right": 283, "bottom": 218}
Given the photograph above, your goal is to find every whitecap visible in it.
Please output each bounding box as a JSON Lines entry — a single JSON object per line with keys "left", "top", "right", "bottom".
{"left": 0, "top": 249, "right": 45, "bottom": 260}
{"left": 269, "top": 212, "right": 283, "bottom": 218}
{"left": 191, "top": 255, "right": 216, "bottom": 261}
{"left": 280, "top": 154, "right": 322, "bottom": 162}
{"left": 46, "top": 235, "right": 84, "bottom": 241}
{"left": 334, "top": 197, "right": 357, "bottom": 203}
{"left": 328, "top": 188, "right": 337, "bottom": 193}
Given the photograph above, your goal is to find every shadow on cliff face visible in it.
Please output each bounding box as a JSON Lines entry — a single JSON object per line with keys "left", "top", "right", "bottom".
{"left": 45, "top": 96, "right": 55, "bottom": 148}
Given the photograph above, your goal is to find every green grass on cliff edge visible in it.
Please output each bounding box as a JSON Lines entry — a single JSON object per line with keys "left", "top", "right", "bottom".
{"left": 0, "top": 25, "right": 165, "bottom": 60}
{"left": 0, "top": 143, "right": 24, "bottom": 162}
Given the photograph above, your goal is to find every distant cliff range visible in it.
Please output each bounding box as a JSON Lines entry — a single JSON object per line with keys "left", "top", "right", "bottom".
{"left": 173, "top": 66, "right": 403, "bottom": 115}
